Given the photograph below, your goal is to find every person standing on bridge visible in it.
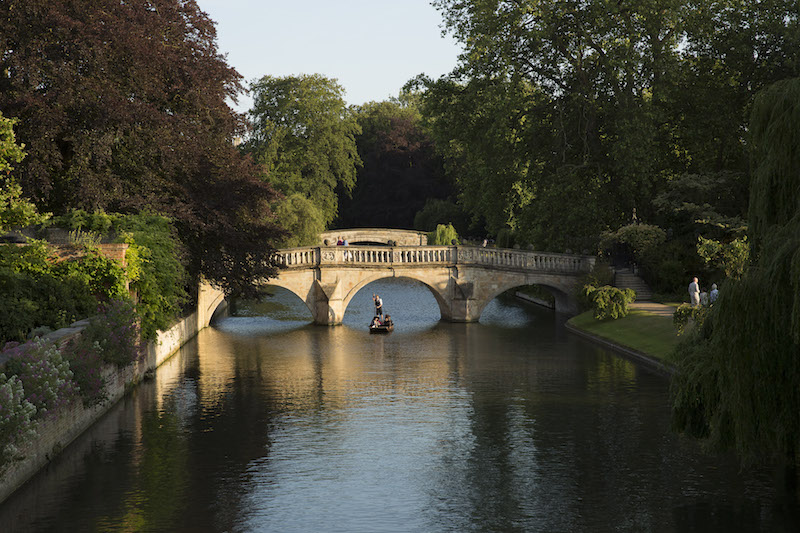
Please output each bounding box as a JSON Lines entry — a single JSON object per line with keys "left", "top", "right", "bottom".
{"left": 373, "top": 293, "right": 383, "bottom": 318}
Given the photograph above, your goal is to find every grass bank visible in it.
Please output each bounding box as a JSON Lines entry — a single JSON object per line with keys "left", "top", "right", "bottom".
{"left": 567, "top": 305, "right": 682, "bottom": 364}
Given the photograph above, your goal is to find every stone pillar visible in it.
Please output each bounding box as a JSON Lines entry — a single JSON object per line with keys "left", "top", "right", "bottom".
{"left": 445, "top": 279, "right": 481, "bottom": 323}
{"left": 311, "top": 279, "right": 344, "bottom": 325}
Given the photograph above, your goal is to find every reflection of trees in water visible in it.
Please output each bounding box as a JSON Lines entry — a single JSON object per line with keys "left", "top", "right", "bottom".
{"left": 2, "top": 302, "right": 797, "bottom": 531}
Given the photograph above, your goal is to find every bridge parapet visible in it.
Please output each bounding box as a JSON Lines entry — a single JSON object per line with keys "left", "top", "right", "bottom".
{"left": 274, "top": 246, "right": 594, "bottom": 274}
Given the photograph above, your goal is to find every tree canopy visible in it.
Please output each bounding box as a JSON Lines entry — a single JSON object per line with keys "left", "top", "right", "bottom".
{"left": 336, "top": 100, "right": 454, "bottom": 230}
{"left": 0, "top": 0, "right": 284, "bottom": 296}
{"left": 417, "top": 0, "right": 800, "bottom": 252}
{"left": 246, "top": 74, "right": 361, "bottom": 227}
{"left": 671, "top": 77, "right": 800, "bottom": 463}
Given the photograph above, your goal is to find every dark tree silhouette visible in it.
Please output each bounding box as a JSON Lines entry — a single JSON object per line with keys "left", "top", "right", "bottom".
{"left": 0, "top": 0, "right": 285, "bottom": 296}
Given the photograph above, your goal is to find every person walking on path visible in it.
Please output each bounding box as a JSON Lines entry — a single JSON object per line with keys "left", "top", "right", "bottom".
{"left": 688, "top": 277, "right": 700, "bottom": 306}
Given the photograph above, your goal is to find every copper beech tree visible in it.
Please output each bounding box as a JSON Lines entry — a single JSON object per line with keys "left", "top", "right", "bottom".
{"left": 0, "top": 0, "right": 285, "bottom": 297}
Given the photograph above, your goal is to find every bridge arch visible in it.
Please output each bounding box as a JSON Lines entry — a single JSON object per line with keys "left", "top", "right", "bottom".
{"left": 474, "top": 276, "right": 577, "bottom": 318}
{"left": 339, "top": 272, "right": 451, "bottom": 320}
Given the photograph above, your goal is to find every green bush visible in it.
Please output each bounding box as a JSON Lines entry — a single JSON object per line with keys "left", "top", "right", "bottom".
{"left": 601, "top": 223, "right": 667, "bottom": 258}
{"left": 428, "top": 223, "right": 460, "bottom": 245}
{"left": 0, "top": 242, "right": 97, "bottom": 344}
{"left": 79, "top": 299, "right": 145, "bottom": 368}
{"left": 575, "top": 259, "right": 614, "bottom": 310}
{"left": 113, "top": 213, "right": 187, "bottom": 339}
{"left": 581, "top": 285, "right": 636, "bottom": 320}
{"left": 672, "top": 303, "right": 710, "bottom": 335}
{"left": 46, "top": 210, "right": 188, "bottom": 340}
{"left": 53, "top": 246, "right": 128, "bottom": 302}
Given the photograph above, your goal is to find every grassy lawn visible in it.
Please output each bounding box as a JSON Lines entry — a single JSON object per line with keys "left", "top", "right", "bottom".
{"left": 568, "top": 308, "right": 683, "bottom": 363}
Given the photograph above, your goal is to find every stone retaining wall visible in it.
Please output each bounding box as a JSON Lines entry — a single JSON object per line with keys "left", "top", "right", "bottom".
{"left": 0, "top": 299, "right": 228, "bottom": 504}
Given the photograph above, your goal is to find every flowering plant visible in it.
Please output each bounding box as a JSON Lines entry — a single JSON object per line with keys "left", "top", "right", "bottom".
{"left": 61, "top": 339, "right": 107, "bottom": 408}
{"left": 3, "top": 338, "right": 78, "bottom": 419}
{"left": 0, "top": 373, "right": 37, "bottom": 467}
{"left": 82, "top": 299, "right": 146, "bottom": 368}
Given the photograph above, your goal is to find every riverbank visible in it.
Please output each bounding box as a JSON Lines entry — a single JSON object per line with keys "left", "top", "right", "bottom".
{"left": 0, "top": 292, "right": 227, "bottom": 504}
{"left": 565, "top": 302, "right": 681, "bottom": 375}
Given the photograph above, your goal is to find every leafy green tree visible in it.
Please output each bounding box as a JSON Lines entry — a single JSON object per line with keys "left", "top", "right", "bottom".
{"left": 246, "top": 74, "right": 361, "bottom": 226}
{"left": 428, "top": 223, "right": 460, "bottom": 246}
{"left": 0, "top": 113, "right": 46, "bottom": 232}
{"left": 671, "top": 78, "right": 800, "bottom": 464}
{"left": 0, "top": 0, "right": 284, "bottom": 297}
{"left": 419, "top": 0, "right": 800, "bottom": 254}
{"left": 272, "top": 194, "right": 326, "bottom": 248}
{"left": 411, "top": 75, "right": 552, "bottom": 240}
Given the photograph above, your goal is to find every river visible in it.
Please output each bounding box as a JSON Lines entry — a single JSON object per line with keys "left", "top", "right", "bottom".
{"left": 1, "top": 278, "right": 798, "bottom": 532}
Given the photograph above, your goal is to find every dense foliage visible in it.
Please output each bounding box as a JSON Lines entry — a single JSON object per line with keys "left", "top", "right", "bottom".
{"left": 428, "top": 224, "right": 460, "bottom": 246}
{"left": 246, "top": 74, "right": 361, "bottom": 227}
{"left": 337, "top": 100, "right": 455, "bottom": 230}
{"left": 413, "top": 0, "right": 799, "bottom": 258}
{"left": 671, "top": 78, "right": 800, "bottom": 463}
{"left": 0, "top": 113, "right": 45, "bottom": 233}
{"left": 0, "top": 298, "right": 147, "bottom": 467}
{"left": 48, "top": 210, "right": 188, "bottom": 339}
{"left": 0, "top": 0, "right": 284, "bottom": 296}
{"left": 581, "top": 285, "right": 636, "bottom": 321}
{"left": 3, "top": 339, "right": 77, "bottom": 419}
{"left": 0, "top": 373, "right": 37, "bottom": 467}
{"left": 0, "top": 242, "right": 122, "bottom": 345}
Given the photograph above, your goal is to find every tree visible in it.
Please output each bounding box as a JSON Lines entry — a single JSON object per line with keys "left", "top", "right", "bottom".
{"left": 272, "top": 194, "right": 326, "bottom": 248}
{"left": 671, "top": 78, "right": 800, "bottom": 464}
{"left": 246, "top": 74, "right": 361, "bottom": 226}
{"left": 0, "top": 0, "right": 284, "bottom": 297}
{"left": 420, "top": 1, "right": 800, "bottom": 252}
{"left": 0, "top": 112, "right": 46, "bottom": 232}
{"left": 337, "top": 100, "right": 454, "bottom": 229}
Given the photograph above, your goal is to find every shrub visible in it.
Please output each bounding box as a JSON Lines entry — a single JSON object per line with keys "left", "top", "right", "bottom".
{"left": 0, "top": 373, "right": 37, "bottom": 467}
{"left": 53, "top": 246, "right": 128, "bottom": 302}
{"left": 428, "top": 223, "right": 460, "bottom": 245}
{"left": 575, "top": 259, "right": 614, "bottom": 310}
{"left": 81, "top": 299, "right": 145, "bottom": 368}
{"left": 582, "top": 285, "right": 636, "bottom": 320}
{"left": 61, "top": 338, "right": 107, "bottom": 408}
{"left": 601, "top": 223, "right": 667, "bottom": 258}
{"left": 672, "top": 303, "right": 710, "bottom": 335}
{"left": 46, "top": 210, "right": 188, "bottom": 340}
{"left": 112, "top": 213, "right": 187, "bottom": 340}
{"left": 0, "top": 242, "right": 97, "bottom": 344}
{"left": 3, "top": 339, "right": 78, "bottom": 419}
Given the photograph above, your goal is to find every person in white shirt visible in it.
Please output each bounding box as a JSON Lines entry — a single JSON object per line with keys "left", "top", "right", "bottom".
{"left": 688, "top": 277, "right": 700, "bottom": 306}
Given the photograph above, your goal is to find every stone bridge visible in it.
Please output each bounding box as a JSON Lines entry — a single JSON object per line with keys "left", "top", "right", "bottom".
{"left": 200, "top": 245, "right": 595, "bottom": 326}
{"left": 318, "top": 228, "right": 428, "bottom": 246}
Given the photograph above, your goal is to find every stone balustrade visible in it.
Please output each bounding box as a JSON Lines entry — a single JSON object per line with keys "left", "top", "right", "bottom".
{"left": 273, "top": 245, "right": 594, "bottom": 274}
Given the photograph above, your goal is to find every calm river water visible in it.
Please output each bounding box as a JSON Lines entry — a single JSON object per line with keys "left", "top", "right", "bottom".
{"left": 1, "top": 278, "right": 799, "bottom": 532}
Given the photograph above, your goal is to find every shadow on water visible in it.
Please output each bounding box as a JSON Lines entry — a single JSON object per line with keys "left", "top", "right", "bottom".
{"left": 2, "top": 279, "right": 799, "bottom": 532}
